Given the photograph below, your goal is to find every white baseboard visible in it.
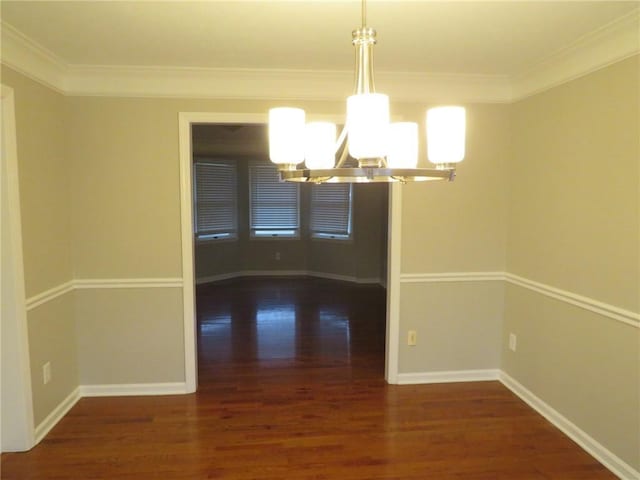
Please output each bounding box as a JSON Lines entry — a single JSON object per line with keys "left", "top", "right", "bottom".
{"left": 397, "top": 369, "right": 500, "bottom": 385}
{"left": 195, "top": 271, "right": 252, "bottom": 284}
{"left": 33, "top": 383, "right": 188, "bottom": 447}
{"left": 196, "top": 270, "right": 382, "bottom": 286}
{"left": 34, "top": 387, "right": 81, "bottom": 444}
{"left": 499, "top": 372, "right": 639, "bottom": 480}
{"left": 308, "top": 271, "right": 381, "bottom": 285}
{"left": 79, "top": 382, "right": 188, "bottom": 397}
{"left": 395, "top": 369, "right": 638, "bottom": 478}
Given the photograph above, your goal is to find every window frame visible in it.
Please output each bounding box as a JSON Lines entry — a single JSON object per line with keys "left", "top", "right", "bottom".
{"left": 309, "top": 183, "right": 353, "bottom": 242}
{"left": 192, "top": 158, "right": 238, "bottom": 243}
{"left": 248, "top": 162, "right": 301, "bottom": 240}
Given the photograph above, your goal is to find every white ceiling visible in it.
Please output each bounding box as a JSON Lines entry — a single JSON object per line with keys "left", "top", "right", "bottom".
{"left": 1, "top": 0, "right": 637, "bottom": 74}
{"left": 1, "top": 1, "right": 638, "bottom": 101}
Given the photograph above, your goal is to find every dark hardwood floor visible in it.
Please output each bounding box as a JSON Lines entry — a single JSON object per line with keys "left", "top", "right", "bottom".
{"left": 2, "top": 277, "right": 614, "bottom": 479}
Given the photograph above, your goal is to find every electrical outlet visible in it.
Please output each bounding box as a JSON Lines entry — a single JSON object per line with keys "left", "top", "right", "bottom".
{"left": 408, "top": 330, "right": 417, "bottom": 346}
{"left": 43, "top": 362, "right": 52, "bottom": 384}
{"left": 275, "top": 252, "right": 281, "bottom": 261}
{"left": 509, "top": 333, "right": 517, "bottom": 352}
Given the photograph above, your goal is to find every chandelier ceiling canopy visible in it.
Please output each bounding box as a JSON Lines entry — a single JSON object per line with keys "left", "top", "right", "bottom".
{"left": 268, "top": 0, "right": 466, "bottom": 184}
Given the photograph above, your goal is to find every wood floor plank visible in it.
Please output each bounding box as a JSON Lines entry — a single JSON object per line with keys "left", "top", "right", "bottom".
{"left": 1, "top": 277, "right": 615, "bottom": 479}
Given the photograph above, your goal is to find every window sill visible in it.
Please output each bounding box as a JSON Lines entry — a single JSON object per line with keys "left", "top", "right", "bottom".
{"left": 195, "top": 234, "right": 238, "bottom": 244}
{"left": 311, "top": 233, "right": 353, "bottom": 243}
{"left": 250, "top": 232, "right": 300, "bottom": 241}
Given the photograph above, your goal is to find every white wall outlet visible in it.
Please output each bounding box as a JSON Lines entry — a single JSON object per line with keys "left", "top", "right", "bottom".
{"left": 509, "top": 333, "right": 517, "bottom": 352}
{"left": 275, "top": 252, "right": 281, "bottom": 261}
{"left": 43, "top": 362, "right": 52, "bottom": 384}
{"left": 408, "top": 330, "right": 417, "bottom": 346}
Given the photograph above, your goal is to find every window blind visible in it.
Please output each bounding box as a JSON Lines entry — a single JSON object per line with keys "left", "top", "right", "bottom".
{"left": 249, "top": 163, "right": 299, "bottom": 237}
{"left": 310, "top": 184, "right": 352, "bottom": 239}
{"left": 193, "top": 161, "right": 237, "bottom": 240}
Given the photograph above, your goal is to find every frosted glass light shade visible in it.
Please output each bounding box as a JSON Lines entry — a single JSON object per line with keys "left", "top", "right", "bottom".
{"left": 426, "top": 106, "right": 466, "bottom": 164}
{"left": 305, "top": 122, "right": 336, "bottom": 169}
{"left": 387, "top": 122, "right": 418, "bottom": 168}
{"left": 269, "top": 107, "right": 305, "bottom": 165}
{"left": 347, "top": 93, "right": 389, "bottom": 159}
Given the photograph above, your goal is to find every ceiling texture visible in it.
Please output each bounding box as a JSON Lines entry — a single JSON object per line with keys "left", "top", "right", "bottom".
{"left": 1, "top": 1, "right": 638, "bottom": 102}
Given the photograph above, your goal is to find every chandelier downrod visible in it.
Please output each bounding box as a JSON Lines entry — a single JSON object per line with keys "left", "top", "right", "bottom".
{"left": 361, "top": 0, "right": 366, "bottom": 28}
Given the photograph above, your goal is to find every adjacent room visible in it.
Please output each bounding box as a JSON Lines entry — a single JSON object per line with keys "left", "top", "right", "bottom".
{"left": 0, "top": 1, "right": 638, "bottom": 479}
{"left": 191, "top": 123, "right": 389, "bottom": 389}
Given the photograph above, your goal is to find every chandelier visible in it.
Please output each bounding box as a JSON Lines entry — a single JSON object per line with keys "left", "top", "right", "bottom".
{"left": 268, "top": 0, "right": 466, "bottom": 183}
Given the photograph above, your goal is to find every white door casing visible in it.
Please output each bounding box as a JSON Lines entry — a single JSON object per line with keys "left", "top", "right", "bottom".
{"left": 1, "top": 84, "right": 35, "bottom": 452}
{"left": 177, "top": 112, "right": 402, "bottom": 390}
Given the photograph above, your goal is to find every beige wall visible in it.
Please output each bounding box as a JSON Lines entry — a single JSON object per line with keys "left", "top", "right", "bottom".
{"left": 400, "top": 281, "right": 504, "bottom": 373}
{"left": 398, "top": 103, "right": 510, "bottom": 374}
{"left": 401, "top": 104, "right": 509, "bottom": 274}
{"left": 1, "top": 68, "right": 72, "bottom": 296}
{"left": 504, "top": 56, "right": 639, "bottom": 470}
{"left": 503, "top": 285, "right": 639, "bottom": 469}
{"left": 354, "top": 184, "right": 388, "bottom": 281}
{"left": 67, "top": 96, "right": 346, "bottom": 279}
{"left": 65, "top": 96, "right": 346, "bottom": 384}
{"left": 75, "top": 288, "right": 184, "bottom": 385}
{"left": 26, "top": 295, "right": 77, "bottom": 425}
{"left": 507, "top": 57, "right": 639, "bottom": 311}
{"left": 1, "top": 66, "right": 77, "bottom": 426}
{"left": 3, "top": 55, "right": 638, "bottom": 472}
{"left": 67, "top": 97, "right": 183, "bottom": 279}
{"left": 196, "top": 240, "right": 243, "bottom": 278}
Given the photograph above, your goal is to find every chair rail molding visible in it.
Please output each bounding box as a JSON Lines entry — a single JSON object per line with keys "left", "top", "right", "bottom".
{"left": 25, "top": 281, "right": 75, "bottom": 311}
{"left": 398, "top": 271, "right": 638, "bottom": 328}
{"left": 25, "top": 278, "right": 184, "bottom": 312}
{"left": 73, "top": 278, "right": 183, "bottom": 289}
{"left": 505, "top": 273, "right": 639, "bottom": 328}
{"left": 400, "top": 272, "right": 505, "bottom": 283}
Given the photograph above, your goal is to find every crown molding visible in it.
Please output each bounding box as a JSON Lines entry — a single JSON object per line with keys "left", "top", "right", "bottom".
{"left": 61, "top": 65, "right": 511, "bottom": 103}
{"left": 0, "top": 19, "right": 510, "bottom": 102}
{"left": 0, "top": 22, "right": 67, "bottom": 94}
{"left": 1, "top": 9, "right": 638, "bottom": 103}
{"left": 376, "top": 71, "right": 512, "bottom": 103}
{"left": 511, "top": 8, "right": 640, "bottom": 100}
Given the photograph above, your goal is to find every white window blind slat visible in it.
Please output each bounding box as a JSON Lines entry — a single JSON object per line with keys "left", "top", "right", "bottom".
{"left": 310, "top": 184, "right": 352, "bottom": 239}
{"left": 194, "top": 161, "right": 237, "bottom": 239}
{"left": 249, "top": 163, "right": 299, "bottom": 236}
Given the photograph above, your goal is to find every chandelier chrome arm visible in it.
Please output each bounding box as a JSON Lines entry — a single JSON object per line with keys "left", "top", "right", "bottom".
{"left": 279, "top": 124, "right": 457, "bottom": 183}
{"left": 335, "top": 139, "right": 350, "bottom": 168}
{"left": 334, "top": 124, "right": 348, "bottom": 156}
{"left": 279, "top": 166, "right": 456, "bottom": 184}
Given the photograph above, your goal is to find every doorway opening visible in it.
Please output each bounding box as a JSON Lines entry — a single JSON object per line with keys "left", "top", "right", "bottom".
{"left": 178, "top": 113, "right": 402, "bottom": 392}
{"left": 190, "top": 123, "right": 389, "bottom": 388}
